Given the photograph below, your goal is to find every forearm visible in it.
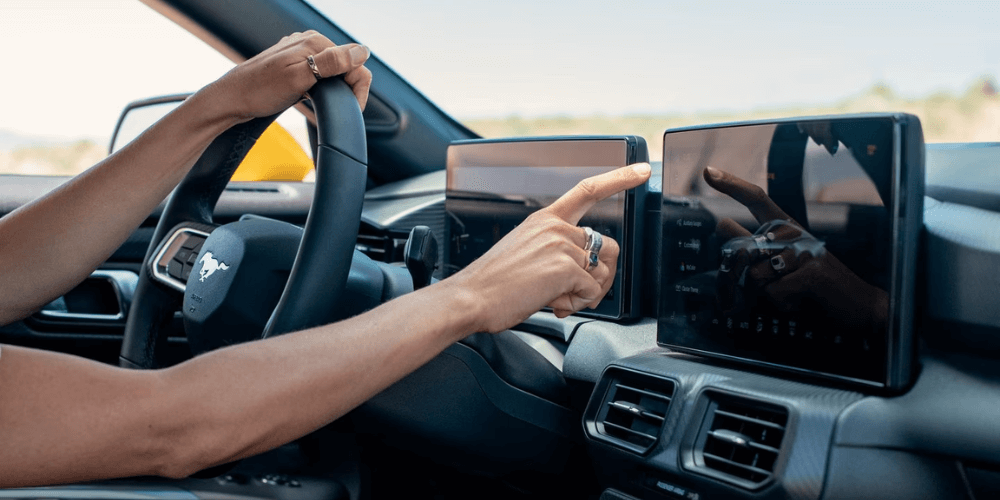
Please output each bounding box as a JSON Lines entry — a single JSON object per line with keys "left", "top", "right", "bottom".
{"left": 0, "top": 280, "right": 479, "bottom": 486}
{"left": 0, "top": 160, "right": 647, "bottom": 487}
{"left": 154, "top": 279, "right": 479, "bottom": 477}
{"left": 0, "top": 88, "right": 240, "bottom": 324}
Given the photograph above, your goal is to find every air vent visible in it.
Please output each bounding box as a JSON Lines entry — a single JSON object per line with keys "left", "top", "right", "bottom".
{"left": 691, "top": 393, "right": 788, "bottom": 489}
{"left": 590, "top": 368, "right": 675, "bottom": 454}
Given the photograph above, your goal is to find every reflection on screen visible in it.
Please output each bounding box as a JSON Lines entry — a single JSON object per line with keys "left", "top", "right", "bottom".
{"left": 659, "top": 119, "right": 895, "bottom": 383}
{"left": 447, "top": 165, "right": 623, "bottom": 273}
{"left": 446, "top": 140, "right": 630, "bottom": 319}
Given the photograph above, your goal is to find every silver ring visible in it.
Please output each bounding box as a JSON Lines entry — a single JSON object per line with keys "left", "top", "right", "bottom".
{"left": 754, "top": 235, "right": 771, "bottom": 256}
{"left": 582, "top": 227, "right": 603, "bottom": 271}
{"left": 770, "top": 255, "right": 786, "bottom": 272}
{"left": 587, "top": 251, "right": 600, "bottom": 271}
{"left": 306, "top": 55, "right": 323, "bottom": 81}
{"left": 583, "top": 227, "right": 604, "bottom": 254}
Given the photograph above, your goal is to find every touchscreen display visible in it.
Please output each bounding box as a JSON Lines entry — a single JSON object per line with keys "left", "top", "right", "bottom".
{"left": 446, "top": 139, "right": 630, "bottom": 318}
{"left": 659, "top": 118, "right": 896, "bottom": 384}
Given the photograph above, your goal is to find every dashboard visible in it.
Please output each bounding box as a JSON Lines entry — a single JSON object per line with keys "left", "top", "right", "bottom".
{"left": 354, "top": 130, "right": 1000, "bottom": 500}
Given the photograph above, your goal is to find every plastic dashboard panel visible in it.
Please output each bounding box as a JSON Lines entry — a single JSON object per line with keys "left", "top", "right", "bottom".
{"left": 923, "top": 197, "right": 1000, "bottom": 344}
{"left": 564, "top": 314, "right": 998, "bottom": 499}
{"left": 353, "top": 142, "right": 999, "bottom": 498}
{"left": 924, "top": 143, "right": 1000, "bottom": 212}
{"left": 835, "top": 353, "right": 1000, "bottom": 467}
{"left": 347, "top": 142, "right": 1000, "bottom": 499}
{"left": 571, "top": 319, "right": 865, "bottom": 500}
{"left": 563, "top": 287, "right": 999, "bottom": 499}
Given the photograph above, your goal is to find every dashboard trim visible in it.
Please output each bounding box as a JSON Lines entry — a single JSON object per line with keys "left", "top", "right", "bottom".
{"left": 150, "top": 227, "right": 211, "bottom": 293}
{"left": 583, "top": 349, "right": 864, "bottom": 500}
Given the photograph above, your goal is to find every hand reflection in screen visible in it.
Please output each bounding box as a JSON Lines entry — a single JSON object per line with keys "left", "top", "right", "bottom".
{"left": 703, "top": 166, "right": 888, "bottom": 337}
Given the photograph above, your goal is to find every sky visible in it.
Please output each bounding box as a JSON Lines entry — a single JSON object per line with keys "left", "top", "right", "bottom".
{"left": 0, "top": 0, "right": 997, "bottom": 140}
{"left": 0, "top": 0, "right": 234, "bottom": 141}
{"left": 319, "top": 0, "right": 1000, "bottom": 117}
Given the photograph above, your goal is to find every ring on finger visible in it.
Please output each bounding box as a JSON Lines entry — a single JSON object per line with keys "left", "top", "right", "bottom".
{"left": 770, "top": 254, "right": 786, "bottom": 272}
{"left": 306, "top": 55, "right": 323, "bottom": 81}
{"left": 583, "top": 227, "right": 603, "bottom": 254}
{"left": 582, "top": 227, "right": 603, "bottom": 271}
{"left": 754, "top": 235, "right": 771, "bottom": 256}
{"left": 586, "top": 251, "right": 600, "bottom": 271}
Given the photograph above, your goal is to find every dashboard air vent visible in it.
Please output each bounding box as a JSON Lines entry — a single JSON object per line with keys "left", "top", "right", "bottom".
{"left": 591, "top": 368, "right": 675, "bottom": 454}
{"left": 692, "top": 393, "right": 788, "bottom": 489}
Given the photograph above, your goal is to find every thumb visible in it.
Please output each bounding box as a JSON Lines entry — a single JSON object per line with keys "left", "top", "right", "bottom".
{"left": 311, "top": 43, "right": 370, "bottom": 79}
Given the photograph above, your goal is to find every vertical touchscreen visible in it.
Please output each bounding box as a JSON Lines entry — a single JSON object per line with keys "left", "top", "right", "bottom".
{"left": 446, "top": 139, "right": 632, "bottom": 319}
{"left": 659, "top": 118, "right": 898, "bottom": 384}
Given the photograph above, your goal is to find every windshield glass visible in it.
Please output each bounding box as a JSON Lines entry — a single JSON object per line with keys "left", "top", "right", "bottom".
{"left": 313, "top": 1, "right": 998, "bottom": 160}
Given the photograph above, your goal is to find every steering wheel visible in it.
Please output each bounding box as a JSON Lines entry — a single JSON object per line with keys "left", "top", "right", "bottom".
{"left": 120, "top": 78, "right": 367, "bottom": 369}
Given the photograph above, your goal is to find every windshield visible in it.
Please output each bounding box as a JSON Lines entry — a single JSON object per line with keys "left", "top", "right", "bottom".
{"left": 313, "top": 0, "right": 998, "bottom": 160}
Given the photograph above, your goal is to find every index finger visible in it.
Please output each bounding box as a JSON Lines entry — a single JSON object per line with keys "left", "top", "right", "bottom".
{"left": 703, "top": 166, "right": 796, "bottom": 225}
{"left": 547, "top": 163, "right": 651, "bottom": 225}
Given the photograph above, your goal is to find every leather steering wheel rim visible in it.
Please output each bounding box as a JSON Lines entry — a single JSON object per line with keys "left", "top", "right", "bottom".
{"left": 120, "top": 78, "right": 367, "bottom": 369}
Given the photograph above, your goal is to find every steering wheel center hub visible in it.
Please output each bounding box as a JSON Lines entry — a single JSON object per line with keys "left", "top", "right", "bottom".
{"left": 183, "top": 218, "right": 302, "bottom": 355}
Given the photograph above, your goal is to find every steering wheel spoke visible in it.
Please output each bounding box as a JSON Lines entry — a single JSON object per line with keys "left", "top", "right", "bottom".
{"left": 149, "top": 223, "right": 216, "bottom": 293}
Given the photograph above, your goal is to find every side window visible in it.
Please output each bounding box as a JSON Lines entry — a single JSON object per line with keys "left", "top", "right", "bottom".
{"left": 0, "top": 0, "right": 313, "bottom": 180}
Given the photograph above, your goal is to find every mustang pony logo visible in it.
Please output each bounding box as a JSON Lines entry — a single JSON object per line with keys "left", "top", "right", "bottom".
{"left": 198, "top": 252, "right": 230, "bottom": 282}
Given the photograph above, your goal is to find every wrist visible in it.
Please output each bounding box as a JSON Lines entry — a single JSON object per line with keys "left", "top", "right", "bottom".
{"left": 184, "top": 80, "right": 249, "bottom": 133}
{"left": 427, "top": 277, "right": 485, "bottom": 340}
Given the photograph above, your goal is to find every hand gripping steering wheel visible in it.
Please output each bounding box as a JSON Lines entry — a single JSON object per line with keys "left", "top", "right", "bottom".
{"left": 120, "top": 78, "right": 366, "bottom": 369}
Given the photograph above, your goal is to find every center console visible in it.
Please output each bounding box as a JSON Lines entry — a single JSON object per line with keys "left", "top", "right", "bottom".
{"left": 576, "top": 114, "right": 927, "bottom": 500}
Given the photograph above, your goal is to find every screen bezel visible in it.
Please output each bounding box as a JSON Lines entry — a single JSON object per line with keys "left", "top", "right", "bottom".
{"left": 656, "top": 114, "right": 920, "bottom": 391}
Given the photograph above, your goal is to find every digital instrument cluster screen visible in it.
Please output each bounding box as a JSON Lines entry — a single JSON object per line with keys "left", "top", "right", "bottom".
{"left": 658, "top": 118, "right": 905, "bottom": 385}
{"left": 446, "top": 138, "right": 642, "bottom": 319}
